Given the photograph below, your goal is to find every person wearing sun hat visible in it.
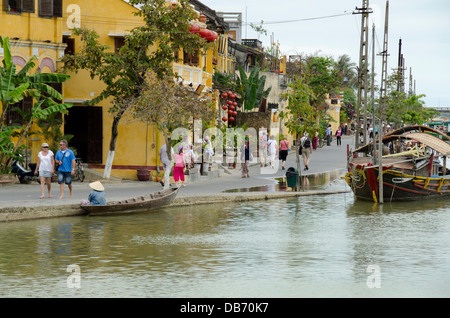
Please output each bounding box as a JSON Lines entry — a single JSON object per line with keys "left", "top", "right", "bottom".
{"left": 81, "top": 181, "right": 106, "bottom": 206}
{"left": 35, "top": 142, "right": 55, "bottom": 198}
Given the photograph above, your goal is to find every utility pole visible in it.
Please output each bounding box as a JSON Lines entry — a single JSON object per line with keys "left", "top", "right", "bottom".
{"left": 371, "top": 23, "right": 376, "bottom": 165}
{"left": 353, "top": 1, "right": 372, "bottom": 148}
{"left": 378, "top": 0, "right": 389, "bottom": 204}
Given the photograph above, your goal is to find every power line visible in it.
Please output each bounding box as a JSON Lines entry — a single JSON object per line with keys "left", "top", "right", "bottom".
{"left": 243, "top": 12, "right": 352, "bottom": 26}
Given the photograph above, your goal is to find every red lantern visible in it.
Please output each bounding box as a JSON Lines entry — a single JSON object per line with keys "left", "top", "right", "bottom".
{"left": 199, "top": 28, "right": 210, "bottom": 39}
{"left": 229, "top": 105, "right": 235, "bottom": 111}
{"left": 228, "top": 110, "right": 233, "bottom": 115}
{"left": 189, "top": 24, "right": 200, "bottom": 34}
{"left": 227, "top": 91, "right": 232, "bottom": 96}
{"left": 222, "top": 117, "right": 228, "bottom": 122}
{"left": 227, "top": 100, "right": 233, "bottom": 105}
{"left": 208, "top": 31, "right": 218, "bottom": 41}
{"left": 222, "top": 92, "right": 228, "bottom": 99}
{"left": 233, "top": 111, "right": 238, "bottom": 116}
{"left": 233, "top": 101, "right": 238, "bottom": 106}
{"left": 230, "top": 93, "right": 236, "bottom": 99}
{"left": 229, "top": 117, "right": 235, "bottom": 122}
{"left": 222, "top": 105, "right": 228, "bottom": 110}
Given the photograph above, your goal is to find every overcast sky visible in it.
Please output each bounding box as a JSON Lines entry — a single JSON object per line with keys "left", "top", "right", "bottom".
{"left": 200, "top": 0, "right": 450, "bottom": 108}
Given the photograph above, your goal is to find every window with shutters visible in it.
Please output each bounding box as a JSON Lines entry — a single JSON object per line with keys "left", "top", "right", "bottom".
{"left": 38, "top": 0, "right": 62, "bottom": 17}
{"left": 183, "top": 49, "right": 200, "bottom": 67}
{"left": 4, "top": 0, "right": 34, "bottom": 13}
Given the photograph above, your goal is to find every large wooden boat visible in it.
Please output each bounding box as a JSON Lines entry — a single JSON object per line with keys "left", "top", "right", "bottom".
{"left": 80, "top": 187, "right": 179, "bottom": 216}
{"left": 344, "top": 125, "right": 450, "bottom": 202}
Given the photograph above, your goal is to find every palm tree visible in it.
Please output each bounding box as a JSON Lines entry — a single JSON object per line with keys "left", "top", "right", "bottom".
{"left": 335, "top": 54, "right": 357, "bottom": 90}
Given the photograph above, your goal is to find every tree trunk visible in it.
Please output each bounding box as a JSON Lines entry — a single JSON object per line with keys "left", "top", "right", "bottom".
{"left": 295, "top": 135, "right": 303, "bottom": 191}
{"left": 162, "top": 128, "right": 172, "bottom": 190}
{"left": 103, "top": 109, "right": 125, "bottom": 179}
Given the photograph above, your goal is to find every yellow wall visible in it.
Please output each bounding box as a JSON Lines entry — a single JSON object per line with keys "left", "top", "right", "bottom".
{"left": 1, "top": 0, "right": 219, "bottom": 180}
{"left": 1, "top": 0, "right": 66, "bottom": 163}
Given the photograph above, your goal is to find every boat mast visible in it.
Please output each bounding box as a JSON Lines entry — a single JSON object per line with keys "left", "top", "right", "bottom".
{"left": 378, "top": 0, "right": 390, "bottom": 204}
{"left": 353, "top": 1, "right": 372, "bottom": 148}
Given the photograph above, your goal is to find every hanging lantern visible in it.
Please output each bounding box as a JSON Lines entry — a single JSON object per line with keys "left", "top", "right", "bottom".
{"left": 222, "top": 105, "right": 228, "bottom": 110}
{"left": 233, "top": 111, "right": 238, "bottom": 116}
{"left": 189, "top": 24, "right": 200, "bottom": 34}
{"left": 227, "top": 100, "right": 233, "bottom": 105}
{"left": 230, "top": 93, "right": 236, "bottom": 99}
{"left": 229, "top": 105, "right": 235, "bottom": 111}
{"left": 208, "top": 31, "right": 218, "bottom": 41}
{"left": 228, "top": 110, "right": 233, "bottom": 115}
{"left": 199, "top": 28, "right": 210, "bottom": 39}
{"left": 222, "top": 92, "right": 228, "bottom": 99}
{"left": 229, "top": 117, "right": 235, "bottom": 122}
{"left": 233, "top": 101, "right": 238, "bottom": 106}
{"left": 227, "top": 91, "right": 232, "bottom": 96}
{"left": 222, "top": 117, "right": 228, "bottom": 122}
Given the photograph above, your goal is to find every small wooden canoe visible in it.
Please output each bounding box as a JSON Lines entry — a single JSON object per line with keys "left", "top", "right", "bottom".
{"left": 80, "top": 187, "right": 179, "bottom": 216}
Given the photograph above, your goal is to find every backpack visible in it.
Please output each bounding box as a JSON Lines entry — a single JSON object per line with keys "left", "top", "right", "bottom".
{"left": 303, "top": 137, "right": 311, "bottom": 148}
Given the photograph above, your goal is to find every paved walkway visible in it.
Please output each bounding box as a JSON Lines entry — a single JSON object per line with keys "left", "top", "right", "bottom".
{"left": 0, "top": 135, "right": 355, "bottom": 219}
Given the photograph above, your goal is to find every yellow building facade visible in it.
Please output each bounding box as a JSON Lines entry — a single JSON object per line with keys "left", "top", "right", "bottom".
{"left": 1, "top": 0, "right": 219, "bottom": 180}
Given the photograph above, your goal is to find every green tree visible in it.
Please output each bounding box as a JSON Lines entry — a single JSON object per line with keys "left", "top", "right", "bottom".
{"left": 0, "top": 37, "right": 71, "bottom": 173}
{"left": 62, "top": 0, "right": 210, "bottom": 179}
{"left": 130, "top": 71, "right": 216, "bottom": 188}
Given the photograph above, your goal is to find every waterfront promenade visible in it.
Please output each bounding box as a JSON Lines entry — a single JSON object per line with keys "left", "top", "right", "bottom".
{"left": 0, "top": 135, "right": 354, "bottom": 221}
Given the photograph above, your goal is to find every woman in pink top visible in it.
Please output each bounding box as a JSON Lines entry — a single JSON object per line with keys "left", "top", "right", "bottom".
{"left": 173, "top": 146, "right": 186, "bottom": 187}
{"left": 279, "top": 136, "right": 289, "bottom": 170}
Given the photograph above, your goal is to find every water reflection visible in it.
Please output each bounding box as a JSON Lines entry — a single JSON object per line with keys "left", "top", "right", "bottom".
{"left": 223, "top": 169, "right": 346, "bottom": 193}
{"left": 1, "top": 192, "right": 450, "bottom": 297}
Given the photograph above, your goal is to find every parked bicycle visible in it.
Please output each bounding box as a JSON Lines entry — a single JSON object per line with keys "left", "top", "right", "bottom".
{"left": 74, "top": 158, "right": 85, "bottom": 182}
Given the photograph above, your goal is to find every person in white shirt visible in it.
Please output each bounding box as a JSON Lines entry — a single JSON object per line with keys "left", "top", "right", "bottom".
{"left": 267, "top": 135, "right": 278, "bottom": 168}
{"left": 159, "top": 138, "right": 174, "bottom": 187}
{"left": 34, "top": 142, "right": 55, "bottom": 198}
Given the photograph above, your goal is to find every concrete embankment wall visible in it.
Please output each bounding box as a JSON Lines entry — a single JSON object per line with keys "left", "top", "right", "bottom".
{"left": 0, "top": 190, "right": 349, "bottom": 222}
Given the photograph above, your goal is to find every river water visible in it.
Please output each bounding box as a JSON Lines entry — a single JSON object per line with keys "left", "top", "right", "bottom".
{"left": 1, "top": 175, "right": 450, "bottom": 298}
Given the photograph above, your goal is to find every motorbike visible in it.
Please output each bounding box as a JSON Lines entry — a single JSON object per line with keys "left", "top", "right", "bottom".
{"left": 11, "top": 157, "right": 41, "bottom": 184}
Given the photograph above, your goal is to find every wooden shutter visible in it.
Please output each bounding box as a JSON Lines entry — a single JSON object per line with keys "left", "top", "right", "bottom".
{"left": 39, "top": 0, "right": 52, "bottom": 17}
{"left": 21, "top": 0, "right": 35, "bottom": 13}
{"left": 53, "top": 0, "right": 62, "bottom": 17}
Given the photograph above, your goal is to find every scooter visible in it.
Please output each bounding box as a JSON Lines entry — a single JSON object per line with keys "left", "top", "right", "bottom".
{"left": 11, "top": 157, "right": 41, "bottom": 184}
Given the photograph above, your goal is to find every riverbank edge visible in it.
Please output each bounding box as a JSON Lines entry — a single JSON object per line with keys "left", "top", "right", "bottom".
{"left": 0, "top": 189, "right": 350, "bottom": 222}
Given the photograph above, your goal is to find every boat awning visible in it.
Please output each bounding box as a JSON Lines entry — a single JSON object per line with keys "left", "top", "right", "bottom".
{"left": 406, "top": 133, "right": 450, "bottom": 156}
{"left": 354, "top": 132, "right": 450, "bottom": 157}
{"left": 353, "top": 125, "right": 450, "bottom": 156}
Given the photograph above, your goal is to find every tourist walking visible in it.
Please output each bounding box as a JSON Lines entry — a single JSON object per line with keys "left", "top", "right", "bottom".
{"left": 173, "top": 146, "right": 186, "bottom": 187}
{"left": 336, "top": 127, "right": 342, "bottom": 146}
{"left": 312, "top": 131, "right": 319, "bottom": 151}
{"left": 34, "top": 142, "right": 55, "bottom": 198}
{"left": 159, "top": 138, "right": 174, "bottom": 187}
{"left": 300, "top": 133, "right": 312, "bottom": 170}
{"left": 326, "top": 125, "right": 332, "bottom": 146}
{"left": 258, "top": 131, "right": 268, "bottom": 167}
{"left": 240, "top": 140, "right": 252, "bottom": 178}
{"left": 267, "top": 135, "right": 278, "bottom": 168}
{"left": 54, "top": 139, "right": 76, "bottom": 199}
{"left": 279, "top": 136, "right": 289, "bottom": 170}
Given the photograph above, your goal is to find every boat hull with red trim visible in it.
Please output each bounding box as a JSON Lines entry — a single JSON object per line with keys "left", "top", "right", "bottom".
{"left": 344, "top": 167, "right": 450, "bottom": 202}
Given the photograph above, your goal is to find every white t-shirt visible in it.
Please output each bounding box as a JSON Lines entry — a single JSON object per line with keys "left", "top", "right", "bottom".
{"left": 38, "top": 150, "right": 54, "bottom": 173}
{"left": 159, "top": 144, "right": 174, "bottom": 164}
{"left": 267, "top": 139, "right": 277, "bottom": 155}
